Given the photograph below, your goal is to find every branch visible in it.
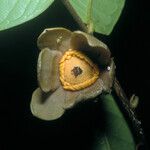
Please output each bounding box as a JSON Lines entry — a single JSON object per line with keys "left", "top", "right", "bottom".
{"left": 86, "top": 0, "right": 94, "bottom": 34}
{"left": 114, "top": 78, "right": 145, "bottom": 144}
{"left": 61, "top": 0, "right": 88, "bottom": 33}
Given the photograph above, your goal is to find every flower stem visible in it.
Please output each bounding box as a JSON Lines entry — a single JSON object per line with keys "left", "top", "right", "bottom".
{"left": 87, "top": 0, "right": 94, "bottom": 34}
{"left": 61, "top": 0, "right": 94, "bottom": 34}
{"left": 114, "top": 78, "right": 145, "bottom": 145}
{"left": 61, "top": 0, "right": 88, "bottom": 33}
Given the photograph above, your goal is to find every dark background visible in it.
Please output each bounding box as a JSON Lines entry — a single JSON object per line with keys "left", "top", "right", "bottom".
{"left": 0, "top": 0, "right": 149, "bottom": 149}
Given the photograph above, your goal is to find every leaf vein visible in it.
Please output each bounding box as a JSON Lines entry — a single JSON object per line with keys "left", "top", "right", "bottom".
{"left": 0, "top": 0, "right": 18, "bottom": 24}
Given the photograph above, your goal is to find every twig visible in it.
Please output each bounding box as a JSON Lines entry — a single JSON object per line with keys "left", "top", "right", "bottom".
{"left": 114, "top": 78, "right": 145, "bottom": 144}
{"left": 87, "top": 0, "right": 94, "bottom": 34}
{"left": 61, "top": 0, "right": 88, "bottom": 33}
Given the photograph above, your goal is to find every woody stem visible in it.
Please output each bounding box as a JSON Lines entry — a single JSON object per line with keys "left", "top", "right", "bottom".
{"left": 61, "top": 0, "right": 88, "bottom": 33}
{"left": 113, "top": 78, "right": 144, "bottom": 144}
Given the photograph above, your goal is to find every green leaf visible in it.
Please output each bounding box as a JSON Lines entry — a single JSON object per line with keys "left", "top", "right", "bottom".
{"left": 69, "top": 0, "right": 125, "bottom": 35}
{"left": 93, "top": 94, "right": 135, "bottom": 150}
{"left": 0, "top": 0, "right": 54, "bottom": 31}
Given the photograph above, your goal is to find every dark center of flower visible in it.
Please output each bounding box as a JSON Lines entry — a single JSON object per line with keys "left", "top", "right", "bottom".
{"left": 71, "top": 66, "right": 83, "bottom": 78}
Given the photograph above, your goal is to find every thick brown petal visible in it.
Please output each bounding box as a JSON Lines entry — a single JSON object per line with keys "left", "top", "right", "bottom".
{"left": 37, "top": 27, "right": 72, "bottom": 52}
{"left": 37, "top": 48, "right": 62, "bottom": 92}
{"left": 30, "top": 87, "right": 66, "bottom": 121}
{"left": 70, "top": 31, "right": 111, "bottom": 68}
{"left": 100, "top": 59, "right": 116, "bottom": 92}
{"left": 64, "top": 78, "right": 104, "bottom": 109}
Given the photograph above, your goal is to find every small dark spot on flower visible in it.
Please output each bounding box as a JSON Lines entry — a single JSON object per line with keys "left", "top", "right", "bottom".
{"left": 71, "top": 66, "right": 83, "bottom": 78}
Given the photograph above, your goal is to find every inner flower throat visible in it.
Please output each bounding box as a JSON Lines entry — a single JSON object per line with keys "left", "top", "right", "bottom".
{"left": 59, "top": 49, "right": 100, "bottom": 91}
{"left": 71, "top": 66, "right": 83, "bottom": 78}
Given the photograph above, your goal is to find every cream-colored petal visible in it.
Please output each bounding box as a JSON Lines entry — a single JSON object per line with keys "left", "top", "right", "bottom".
{"left": 64, "top": 78, "right": 104, "bottom": 109}
{"left": 70, "top": 31, "right": 111, "bottom": 67}
{"left": 100, "top": 59, "right": 116, "bottom": 92}
{"left": 37, "top": 48, "right": 62, "bottom": 92}
{"left": 37, "top": 27, "right": 72, "bottom": 52}
{"left": 30, "top": 87, "right": 66, "bottom": 121}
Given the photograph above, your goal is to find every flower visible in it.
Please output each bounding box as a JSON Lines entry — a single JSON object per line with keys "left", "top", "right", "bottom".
{"left": 30, "top": 27, "right": 115, "bottom": 121}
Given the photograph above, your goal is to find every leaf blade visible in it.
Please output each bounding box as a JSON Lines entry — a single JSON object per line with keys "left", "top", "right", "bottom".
{"left": 93, "top": 94, "right": 135, "bottom": 150}
{"left": 69, "top": 0, "right": 125, "bottom": 35}
{"left": 0, "top": 0, "right": 54, "bottom": 31}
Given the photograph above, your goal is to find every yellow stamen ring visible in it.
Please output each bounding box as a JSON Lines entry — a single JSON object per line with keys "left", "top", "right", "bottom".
{"left": 59, "top": 49, "right": 99, "bottom": 91}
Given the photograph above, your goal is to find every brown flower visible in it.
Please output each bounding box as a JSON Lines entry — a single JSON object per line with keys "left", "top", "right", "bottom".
{"left": 30, "top": 27, "right": 115, "bottom": 121}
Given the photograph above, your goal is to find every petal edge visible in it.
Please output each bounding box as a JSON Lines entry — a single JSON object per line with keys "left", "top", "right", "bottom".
{"left": 30, "top": 87, "right": 65, "bottom": 121}
{"left": 37, "top": 48, "right": 62, "bottom": 92}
